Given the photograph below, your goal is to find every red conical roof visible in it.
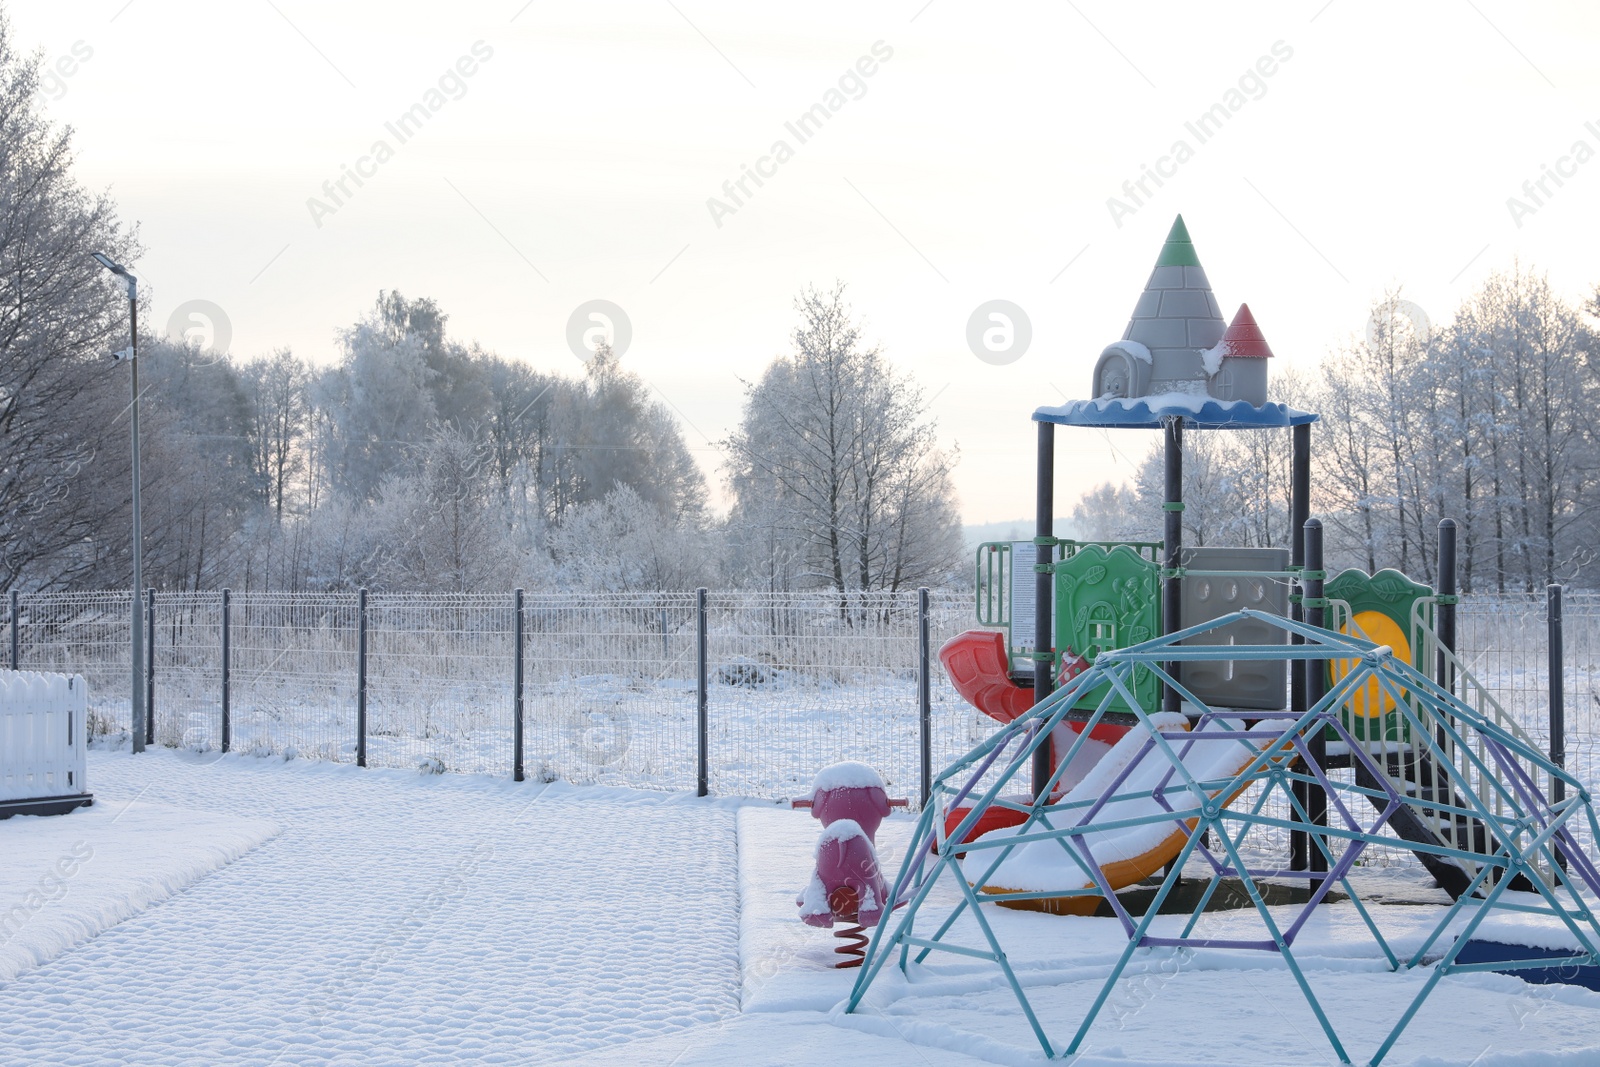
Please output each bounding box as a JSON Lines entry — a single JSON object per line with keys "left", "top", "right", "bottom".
{"left": 1218, "top": 303, "right": 1274, "bottom": 358}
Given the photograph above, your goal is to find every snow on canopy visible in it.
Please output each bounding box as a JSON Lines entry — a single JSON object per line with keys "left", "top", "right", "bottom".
{"left": 1034, "top": 393, "right": 1318, "bottom": 430}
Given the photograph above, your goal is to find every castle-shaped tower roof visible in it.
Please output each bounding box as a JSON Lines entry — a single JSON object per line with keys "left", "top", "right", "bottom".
{"left": 1215, "top": 303, "right": 1274, "bottom": 359}
{"left": 1121, "top": 215, "right": 1226, "bottom": 375}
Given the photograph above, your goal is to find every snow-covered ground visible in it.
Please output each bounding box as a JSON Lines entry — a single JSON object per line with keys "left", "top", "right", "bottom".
{"left": 5, "top": 750, "right": 1600, "bottom": 1066}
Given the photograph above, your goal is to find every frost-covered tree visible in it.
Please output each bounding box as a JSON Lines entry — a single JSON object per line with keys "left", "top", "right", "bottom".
{"left": 367, "top": 429, "right": 535, "bottom": 591}
{"left": 1068, "top": 482, "right": 1140, "bottom": 543}
{"left": 723, "top": 283, "right": 963, "bottom": 594}
{"left": 1448, "top": 268, "right": 1595, "bottom": 589}
{"left": 1311, "top": 278, "right": 1596, "bottom": 588}
{"left": 726, "top": 283, "right": 960, "bottom": 598}
{"left": 135, "top": 338, "right": 258, "bottom": 590}
{"left": 548, "top": 483, "right": 711, "bottom": 591}
{"left": 563, "top": 344, "right": 705, "bottom": 524}
{"left": 241, "top": 348, "right": 311, "bottom": 521}
{"left": 0, "top": 12, "right": 141, "bottom": 592}
{"left": 314, "top": 318, "right": 438, "bottom": 505}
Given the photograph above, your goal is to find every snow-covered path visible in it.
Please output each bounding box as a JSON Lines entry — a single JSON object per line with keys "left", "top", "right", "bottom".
{"left": 0, "top": 752, "right": 741, "bottom": 1065}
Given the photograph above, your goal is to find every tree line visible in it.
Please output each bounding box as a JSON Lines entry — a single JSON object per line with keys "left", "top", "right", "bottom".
{"left": 7, "top": 283, "right": 967, "bottom": 596}
{"left": 1073, "top": 275, "right": 1600, "bottom": 592}
{"left": 0, "top": 11, "right": 965, "bottom": 597}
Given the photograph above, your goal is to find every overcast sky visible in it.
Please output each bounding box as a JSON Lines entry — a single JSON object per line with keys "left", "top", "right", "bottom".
{"left": 13, "top": 0, "right": 1600, "bottom": 524}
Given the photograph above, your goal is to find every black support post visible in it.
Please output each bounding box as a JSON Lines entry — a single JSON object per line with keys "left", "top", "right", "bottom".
{"left": 221, "top": 588, "right": 231, "bottom": 754}
{"left": 697, "top": 587, "right": 709, "bottom": 798}
{"left": 1437, "top": 519, "right": 1458, "bottom": 694}
{"left": 8, "top": 589, "right": 17, "bottom": 670}
{"left": 513, "top": 588, "right": 525, "bottom": 782}
{"left": 1549, "top": 583, "right": 1565, "bottom": 805}
{"left": 1290, "top": 424, "right": 1310, "bottom": 711}
{"left": 356, "top": 588, "right": 368, "bottom": 768}
{"left": 1288, "top": 424, "right": 1311, "bottom": 873}
{"left": 1161, "top": 417, "right": 1183, "bottom": 715}
{"left": 1304, "top": 519, "right": 1328, "bottom": 874}
{"left": 145, "top": 588, "right": 155, "bottom": 745}
{"left": 918, "top": 586, "right": 932, "bottom": 807}
{"left": 1032, "top": 421, "right": 1055, "bottom": 801}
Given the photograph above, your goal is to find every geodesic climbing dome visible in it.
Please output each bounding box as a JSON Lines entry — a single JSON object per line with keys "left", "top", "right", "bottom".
{"left": 846, "top": 610, "right": 1600, "bottom": 1066}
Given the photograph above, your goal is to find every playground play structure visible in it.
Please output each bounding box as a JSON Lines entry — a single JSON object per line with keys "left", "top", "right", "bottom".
{"left": 830, "top": 217, "right": 1600, "bottom": 1065}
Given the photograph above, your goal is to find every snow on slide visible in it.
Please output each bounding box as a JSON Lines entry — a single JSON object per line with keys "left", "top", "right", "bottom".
{"left": 967, "top": 713, "right": 1286, "bottom": 914}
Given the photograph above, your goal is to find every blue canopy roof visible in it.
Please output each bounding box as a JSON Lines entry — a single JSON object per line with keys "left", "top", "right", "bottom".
{"left": 1034, "top": 395, "right": 1319, "bottom": 430}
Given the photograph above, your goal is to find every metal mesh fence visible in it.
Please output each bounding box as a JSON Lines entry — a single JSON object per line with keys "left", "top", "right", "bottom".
{"left": 1457, "top": 592, "right": 1600, "bottom": 846}
{"left": 5, "top": 588, "right": 1591, "bottom": 837}
{"left": 365, "top": 594, "right": 517, "bottom": 777}
{"left": 149, "top": 592, "right": 225, "bottom": 752}
{"left": 521, "top": 592, "right": 700, "bottom": 791}
{"left": 11, "top": 592, "right": 132, "bottom": 736}
{"left": 229, "top": 593, "right": 359, "bottom": 762}
{"left": 705, "top": 591, "right": 946, "bottom": 801}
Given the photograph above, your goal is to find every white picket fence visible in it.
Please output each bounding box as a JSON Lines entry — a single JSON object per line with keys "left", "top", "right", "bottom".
{"left": 0, "top": 670, "right": 90, "bottom": 814}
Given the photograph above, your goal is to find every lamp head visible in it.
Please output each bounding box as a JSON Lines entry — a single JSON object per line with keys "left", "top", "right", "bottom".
{"left": 91, "top": 252, "right": 136, "bottom": 296}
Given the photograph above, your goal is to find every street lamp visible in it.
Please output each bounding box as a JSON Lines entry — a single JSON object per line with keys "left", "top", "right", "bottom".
{"left": 92, "top": 252, "right": 144, "bottom": 754}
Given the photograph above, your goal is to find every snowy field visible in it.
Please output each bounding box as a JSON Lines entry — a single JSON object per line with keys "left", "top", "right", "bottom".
{"left": 5, "top": 750, "right": 1600, "bottom": 1065}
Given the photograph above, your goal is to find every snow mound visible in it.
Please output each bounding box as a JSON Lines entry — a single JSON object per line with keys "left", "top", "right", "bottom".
{"left": 1468, "top": 894, "right": 1598, "bottom": 952}
{"left": 0, "top": 798, "right": 280, "bottom": 984}
{"left": 809, "top": 761, "right": 886, "bottom": 796}
{"left": 0, "top": 753, "right": 741, "bottom": 1064}
{"left": 816, "top": 818, "right": 869, "bottom": 847}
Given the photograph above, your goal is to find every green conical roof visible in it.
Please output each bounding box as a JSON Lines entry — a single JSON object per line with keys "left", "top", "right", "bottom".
{"left": 1154, "top": 215, "right": 1201, "bottom": 267}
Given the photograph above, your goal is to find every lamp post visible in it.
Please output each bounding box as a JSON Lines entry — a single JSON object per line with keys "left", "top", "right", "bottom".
{"left": 92, "top": 252, "right": 143, "bottom": 754}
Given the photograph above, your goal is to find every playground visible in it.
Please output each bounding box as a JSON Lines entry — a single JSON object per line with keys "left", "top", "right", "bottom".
{"left": 3, "top": 748, "right": 1599, "bottom": 1066}
{"left": 784, "top": 217, "right": 1600, "bottom": 1065}
{"left": 6, "top": 217, "right": 1600, "bottom": 1066}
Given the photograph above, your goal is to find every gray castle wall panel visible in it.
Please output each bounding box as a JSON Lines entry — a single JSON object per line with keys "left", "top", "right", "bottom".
{"left": 1149, "top": 265, "right": 1186, "bottom": 289}
{"left": 1179, "top": 546, "right": 1290, "bottom": 711}
{"left": 1189, "top": 319, "right": 1225, "bottom": 347}
{"left": 1157, "top": 290, "right": 1214, "bottom": 318}
{"left": 1128, "top": 318, "right": 1190, "bottom": 348}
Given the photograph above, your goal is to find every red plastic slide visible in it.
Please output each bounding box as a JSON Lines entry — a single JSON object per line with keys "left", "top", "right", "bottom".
{"left": 939, "top": 630, "right": 1120, "bottom": 742}
{"left": 937, "top": 631, "right": 1132, "bottom": 835}
{"left": 939, "top": 630, "right": 1035, "bottom": 724}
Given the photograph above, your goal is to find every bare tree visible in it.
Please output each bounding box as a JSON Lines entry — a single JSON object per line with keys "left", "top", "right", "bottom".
{"left": 242, "top": 348, "right": 311, "bottom": 520}
{"left": 0, "top": 12, "right": 141, "bottom": 592}
{"left": 724, "top": 283, "right": 963, "bottom": 595}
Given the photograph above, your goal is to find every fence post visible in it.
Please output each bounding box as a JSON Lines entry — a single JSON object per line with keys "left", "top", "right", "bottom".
{"left": 1549, "top": 583, "right": 1565, "bottom": 805}
{"left": 357, "top": 588, "right": 368, "bottom": 768}
{"left": 221, "top": 589, "right": 231, "bottom": 754}
{"left": 513, "top": 588, "right": 525, "bottom": 783}
{"left": 145, "top": 588, "right": 156, "bottom": 746}
{"left": 8, "top": 589, "right": 17, "bottom": 670}
{"left": 697, "top": 587, "right": 708, "bottom": 798}
{"left": 918, "top": 587, "right": 932, "bottom": 807}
